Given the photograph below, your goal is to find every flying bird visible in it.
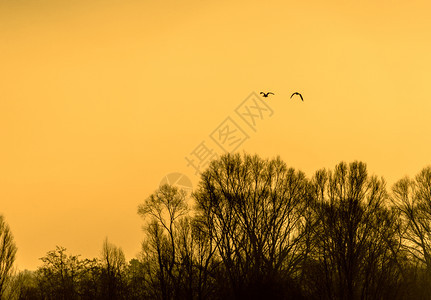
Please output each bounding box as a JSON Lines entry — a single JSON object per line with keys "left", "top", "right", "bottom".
{"left": 260, "top": 92, "right": 274, "bottom": 98}
{"left": 290, "top": 92, "right": 304, "bottom": 101}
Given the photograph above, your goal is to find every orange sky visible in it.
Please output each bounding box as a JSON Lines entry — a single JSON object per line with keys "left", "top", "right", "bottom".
{"left": 1, "top": 0, "right": 431, "bottom": 270}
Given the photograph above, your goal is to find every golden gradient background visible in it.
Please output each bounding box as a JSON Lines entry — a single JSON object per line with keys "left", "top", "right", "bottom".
{"left": 1, "top": 0, "right": 430, "bottom": 270}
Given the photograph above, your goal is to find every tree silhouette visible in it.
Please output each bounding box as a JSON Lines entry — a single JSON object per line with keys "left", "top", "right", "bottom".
{"left": 303, "top": 162, "right": 403, "bottom": 300}
{"left": 36, "top": 246, "right": 98, "bottom": 300}
{"left": 193, "top": 153, "right": 309, "bottom": 299}
{"left": 10, "top": 153, "right": 431, "bottom": 299}
{"left": 100, "top": 238, "right": 126, "bottom": 299}
{"left": 392, "top": 166, "right": 431, "bottom": 298}
{"left": 138, "top": 184, "right": 189, "bottom": 300}
{"left": 0, "top": 215, "right": 17, "bottom": 299}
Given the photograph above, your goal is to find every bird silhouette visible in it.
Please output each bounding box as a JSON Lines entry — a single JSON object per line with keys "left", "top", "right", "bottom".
{"left": 290, "top": 92, "right": 304, "bottom": 101}
{"left": 260, "top": 92, "right": 274, "bottom": 97}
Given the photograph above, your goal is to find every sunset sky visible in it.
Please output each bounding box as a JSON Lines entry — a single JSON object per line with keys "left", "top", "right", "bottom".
{"left": 1, "top": 0, "right": 431, "bottom": 270}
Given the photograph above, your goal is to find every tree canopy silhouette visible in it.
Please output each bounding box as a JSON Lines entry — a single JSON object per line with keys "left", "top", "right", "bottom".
{"left": 6, "top": 152, "right": 431, "bottom": 299}
{"left": 0, "top": 215, "right": 17, "bottom": 298}
{"left": 193, "top": 153, "right": 309, "bottom": 299}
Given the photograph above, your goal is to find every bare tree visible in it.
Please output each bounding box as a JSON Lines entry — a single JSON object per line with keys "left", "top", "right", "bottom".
{"left": 305, "top": 162, "right": 403, "bottom": 300}
{"left": 100, "top": 238, "right": 126, "bottom": 299}
{"left": 5, "top": 270, "right": 39, "bottom": 300}
{"left": 0, "top": 215, "right": 17, "bottom": 299}
{"left": 391, "top": 166, "right": 431, "bottom": 298}
{"left": 193, "top": 153, "right": 309, "bottom": 299}
{"left": 36, "top": 246, "right": 97, "bottom": 300}
{"left": 138, "top": 184, "right": 189, "bottom": 300}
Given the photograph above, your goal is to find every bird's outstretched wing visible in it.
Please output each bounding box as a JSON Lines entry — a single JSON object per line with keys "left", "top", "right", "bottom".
{"left": 291, "top": 92, "right": 303, "bottom": 101}
{"left": 260, "top": 91, "right": 274, "bottom": 98}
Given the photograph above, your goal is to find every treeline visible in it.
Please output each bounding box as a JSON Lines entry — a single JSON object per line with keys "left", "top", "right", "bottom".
{"left": 2, "top": 152, "right": 431, "bottom": 299}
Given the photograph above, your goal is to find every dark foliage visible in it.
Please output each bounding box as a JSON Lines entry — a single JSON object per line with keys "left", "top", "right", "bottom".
{"left": 5, "top": 154, "right": 431, "bottom": 299}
